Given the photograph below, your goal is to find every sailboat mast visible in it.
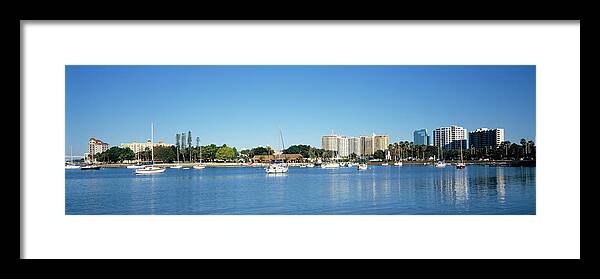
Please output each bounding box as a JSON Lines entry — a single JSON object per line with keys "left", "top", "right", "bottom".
{"left": 151, "top": 122, "right": 154, "bottom": 164}
{"left": 460, "top": 139, "right": 464, "bottom": 163}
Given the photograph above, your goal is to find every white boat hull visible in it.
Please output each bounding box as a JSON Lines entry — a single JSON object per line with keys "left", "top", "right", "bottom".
{"left": 357, "top": 164, "right": 368, "bottom": 170}
{"left": 265, "top": 165, "right": 288, "bottom": 173}
{"left": 65, "top": 165, "right": 80, "bottom": 169}
{"left": 193, "top": 165, "right": 206, "bottom": 169}
{"left": 321, "top": 163, "right": 340, "bottom": 169}
{"left": 135, "top": 166, "right": 166, "bottom": 175}
{"left": 127, "top": 165, "right": 145, "bottom": 169}
{"left": 80, "top": 165, "right": 100, "bottom": 170}
{"left": 170, "top": 165, "right": 183, "bottom": 169}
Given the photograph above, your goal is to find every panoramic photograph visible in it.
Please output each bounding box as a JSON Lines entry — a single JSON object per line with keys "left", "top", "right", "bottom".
{"left": 65, "top": 65, "right": 536, "bottom": 215}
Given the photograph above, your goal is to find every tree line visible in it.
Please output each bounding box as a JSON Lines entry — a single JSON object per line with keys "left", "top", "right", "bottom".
{"left": 94, "top": 137, "right": 535, "bottom": 163}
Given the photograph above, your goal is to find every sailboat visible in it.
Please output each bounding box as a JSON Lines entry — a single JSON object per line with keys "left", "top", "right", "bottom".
{"left": 65, "top": 146, "right": 80, "bottom": 169}
{"left": 393, "top": 141, "right": 403, "bottom": 166}
{"left": 81, "top": 147, "right": 100, "bottom": 170}
{"left": 357, "top": 163, "right": 368, "bottom": 170}
{"left": 193, "top": 143, "right": 205, "bottom": 169}
{"left": 265, "top": 129, "right": 289, "bottom": 174}
{"left": 435, "top": 145, "right": 446, "bottom": 168}
{"left": 135, "top": 123, "right": 166, "bottom": 175}
{"left": 171, "top": 142, "right": 183, "bottom": 168}
{"left": 456, "top": 140, "right": 466, "bottom": 169}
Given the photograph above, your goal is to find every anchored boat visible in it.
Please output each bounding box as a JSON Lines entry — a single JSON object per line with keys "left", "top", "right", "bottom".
{"left": 135, "top": 123, "right": 166, "bottom": 175}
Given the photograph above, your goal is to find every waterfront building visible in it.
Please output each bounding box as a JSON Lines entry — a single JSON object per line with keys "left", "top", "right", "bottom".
{"left": 337, "top": 136, "right": 350, "bottom": 157}
{"left": 468, "top": 128, "right": 505, "bottom": 150}
{"left": 413, "top": 129, "right": 431, "bottom": 146}
{"left": 321, "top": 135, "right": 338, "bottom": 156}
{"left": 360, "top": 135, "right": 374, "bottom": 156}
{"left": 120, "top": 140, "right": 174, "bottom": 154}
{"left": 373, "top": 134, "right": 389, "bottom": 152}
{"left": 322, "top": 133, "right": 388, "bottom": 157}
{"left": 433, "top": 125, "right": 467, "bottom": 150}
{"left": 88, "top": 138, "right": 109, "bottom": 156}
{"left": 349, "top": 137, "right": 361, "bottom": 157}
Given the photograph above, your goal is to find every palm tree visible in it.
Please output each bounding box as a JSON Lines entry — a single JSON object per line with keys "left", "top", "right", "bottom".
{"left": 175, "top": 133, "right": 180, "bottom": 162}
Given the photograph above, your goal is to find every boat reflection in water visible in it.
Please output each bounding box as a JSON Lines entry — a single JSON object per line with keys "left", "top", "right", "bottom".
{"left": 66, "top": 165, "right": 535, "bottom": 215}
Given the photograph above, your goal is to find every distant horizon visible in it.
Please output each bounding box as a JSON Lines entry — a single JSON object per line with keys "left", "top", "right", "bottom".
{"left": 66, "top": 65, "right": 535, "bottom": 156}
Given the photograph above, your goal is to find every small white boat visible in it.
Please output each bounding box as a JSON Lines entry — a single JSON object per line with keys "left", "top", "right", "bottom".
{"left": 127, "top": 164, "right": 145, "bottom": 169}
{"left": 134, "top": 123, "right": 165, "bottom": 175}
{"left": 357, "top": 163, "right": 368, "bottom": 170}
{"left": 193, "top": 164, "right": 206, "bottom": 170}
{"left": 182, "top": 167, "right": 191, "bottom": 170}
{"left": 265, "top": 163, "right": 288, "bottom": 174}
{"left": 435, "top": 161, "right": 447, "bottom": 168}
{"left": 135, "top": 166, "right": 166, "bottom": 175}
{"left": 393, "top": 161, "right": 402, "bottom": 166}
{"left": 321, "top": 162, "right": 340, "bottom": 168}
{"left": 81, "top": 165, "right": 100, "bottom": 170}
{"left": 265, "top": 129, "right": 289, "bottom": 174}
{"left": 306, "top": 163, "right": 315, "bottom": 168}
{"left": 65, "top": 147, "right": 80, "bottom": 169}
{"left": 456, "top": 140, "right": 466, "bottom": 169}
{"left": 382, "top": 163, "right": 389, "bottom": 166}
{"left": 170, "top": 165, "right": 183, "bottom": 169}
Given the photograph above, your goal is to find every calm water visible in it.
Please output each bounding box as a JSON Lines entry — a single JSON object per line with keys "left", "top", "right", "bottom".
{"left": 65, "top": 165, "right": 535, "bottom": 215}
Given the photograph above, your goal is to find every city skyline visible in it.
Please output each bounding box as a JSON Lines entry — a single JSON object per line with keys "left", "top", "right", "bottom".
{"left": 66, "top": 65, "right": 535, "bottom": 156}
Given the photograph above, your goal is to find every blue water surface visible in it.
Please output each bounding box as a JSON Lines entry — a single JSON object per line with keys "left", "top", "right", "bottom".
{"left": 65, "top": 165, "right": 535, "bottom": 215}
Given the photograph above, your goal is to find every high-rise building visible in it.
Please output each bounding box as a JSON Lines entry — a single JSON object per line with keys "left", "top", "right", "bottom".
{"left": 120, "top": 140, "right": 174, "bottom": 154}
{"left": 88, "top": 138, "right": 109, "bottom": 156}
{"left": 322, "top": 133, "right": 387, "bottom": 157}
{"left": 433, "top": 125, "right": 467, "bottom": 150}
{"left": 360, "top": 135, "right": 374, "bottom": 156}
{"left": 349, "top": 137, "right": 361, "bottom": 156}
{"left": 321, "top": 135, "right": 338, "bottom": 155}
{"left": 373, "top": 134, "right": 389, "bottom": 152}
{"left": 413, "top": 129, "right": 431, "bottom": 146}
{"left": 337, "top": 136, "right": 350, "bottom": 157}
{"left": 468, "top": 128, "right": 505, "bottom": 150}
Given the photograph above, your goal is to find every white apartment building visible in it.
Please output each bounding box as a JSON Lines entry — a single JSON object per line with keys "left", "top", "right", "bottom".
{"left": 120, "top": 140, "right": 174, "bottom": 154}
{"left": 337, "top": 136, "right": 350, "bottom": 157}
{"left": 88, "top": 138, "right": 109, "bottom": 156}
{"left": 373, "top": 134, "right": 389, "bottom": 152}
{"left": 360, "top": 135, "right": 374, "bottom": 156}
{"left": 321, "top": 135, "right": 338, "bottom": 154}
{"left": 433, "top": 125, "right": 467, "bottom": 150}
{"left": 349, "top": 137, "right": 361, "bottom": 156}
{"left": 322, "top": 133, "right": 389, "bottom": 157}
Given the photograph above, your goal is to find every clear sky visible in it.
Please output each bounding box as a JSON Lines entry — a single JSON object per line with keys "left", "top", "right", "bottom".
{"left": 66, "top": 65, "right": 535, "bottom": 156}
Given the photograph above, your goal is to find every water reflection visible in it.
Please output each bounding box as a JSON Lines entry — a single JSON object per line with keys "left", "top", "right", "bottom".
{"left": 496, "top": 167, "right": 506, "bottom": 206}
{"left": 66, "top": 165, "right": 535, "bottom": 215}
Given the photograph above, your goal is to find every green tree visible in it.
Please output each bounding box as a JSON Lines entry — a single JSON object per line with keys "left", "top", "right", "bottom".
{"left": 251, "top": 146, "right": 272, "bottom": 155}
{"left": 284, "top": 144, "right": 311, "bottom": 158}
{"left": 216, "top": 145, "right": 237, "bottom": 161}
{"left": 154, "top": 146, "right": 176, "bottom": 162}
{"left": 374, "top": 150, "right": 385, "bottom": 160}
{"left": 119, "top": 148, "right": 135, "bottom": 162}
{"left": 202, "top": 144, "right": 219, "bottom": 161}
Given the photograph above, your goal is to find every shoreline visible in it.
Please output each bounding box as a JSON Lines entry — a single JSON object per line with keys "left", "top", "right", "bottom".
{"left": 94, "top": 160, "right": 535, "bottom": 168}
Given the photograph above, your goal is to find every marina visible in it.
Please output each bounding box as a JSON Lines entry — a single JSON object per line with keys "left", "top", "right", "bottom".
{"left": 66, "top": 164, "right": 535, "bottom": 215}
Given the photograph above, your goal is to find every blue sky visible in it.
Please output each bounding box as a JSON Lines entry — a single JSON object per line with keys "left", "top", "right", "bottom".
{"left": 66, "top": 65, "right": 535, "bottom": 156}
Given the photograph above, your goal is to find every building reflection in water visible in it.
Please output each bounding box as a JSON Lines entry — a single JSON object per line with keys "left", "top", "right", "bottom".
{"left": 433, "top": 168, "right": 470, "bottom": 210}
{"left": 496, "top": 167, "right": 506, "bottom": 206}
